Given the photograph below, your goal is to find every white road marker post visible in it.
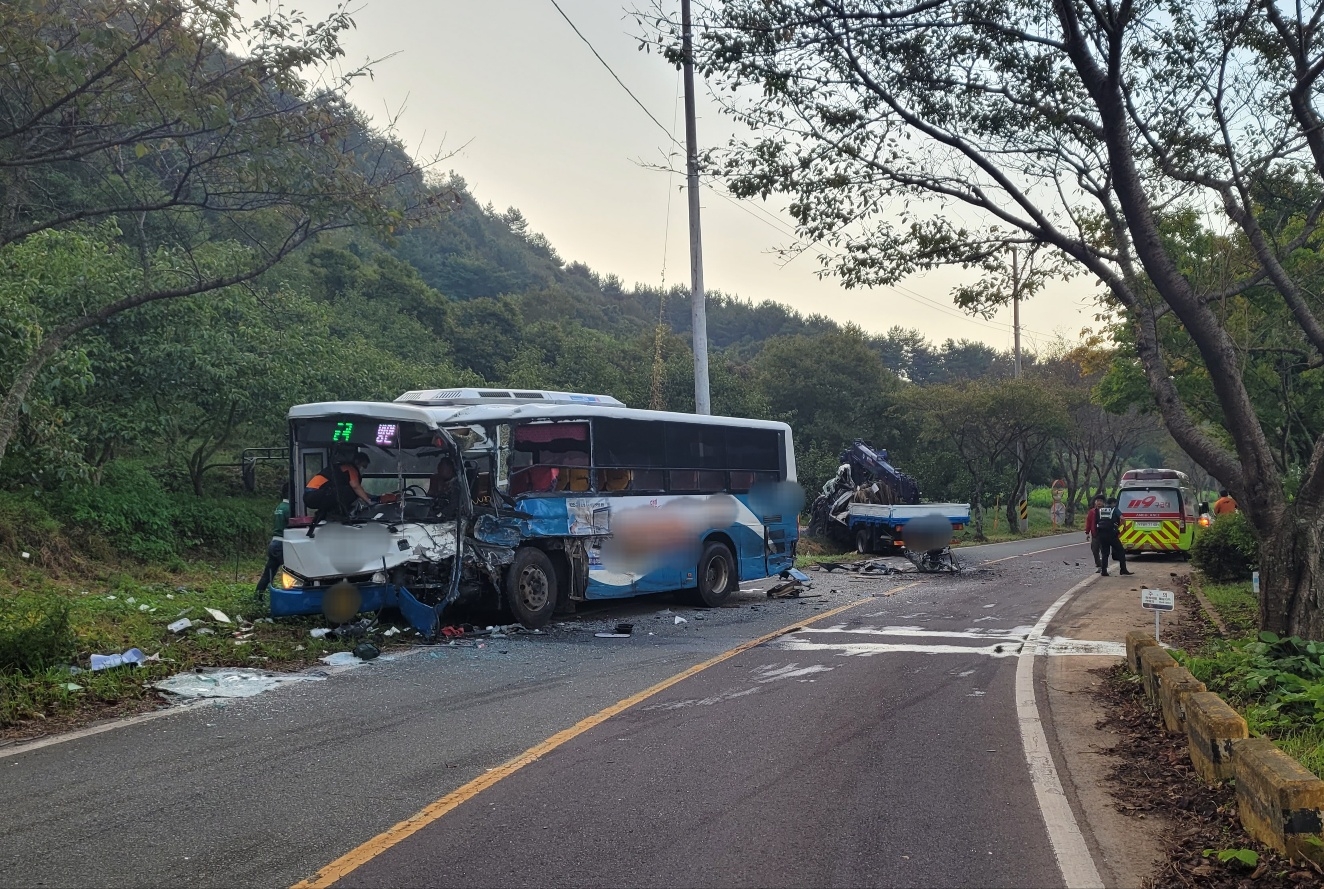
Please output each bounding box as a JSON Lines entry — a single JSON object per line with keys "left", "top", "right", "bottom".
{"left": 1140, "top": 588, "right": 1175, "bottom": 642}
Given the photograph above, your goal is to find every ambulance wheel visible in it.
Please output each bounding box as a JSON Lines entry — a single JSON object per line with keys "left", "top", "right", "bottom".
{"left": 856, "top": 529, "right": 873, "bottom": 555}
{"left": 694, "top": 542, "right": 736, "bottom": 607}
{"left": 506, "top": 547, "right": 558, "bottom": 629}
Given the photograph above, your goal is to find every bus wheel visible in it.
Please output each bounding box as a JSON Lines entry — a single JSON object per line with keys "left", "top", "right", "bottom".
{"left": 695, "top": 542, "right": 736, "bottom": 607}
{"left": 856, "top": 528, "right": 873, "bottom": 555}
{"left": 506, "top": 547, "right": 558, "bottom": 629}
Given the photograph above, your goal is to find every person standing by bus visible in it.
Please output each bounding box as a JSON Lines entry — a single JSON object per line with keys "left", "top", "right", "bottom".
{"left": 1084, "top": 493, "right": 1105, "bottom": 569}
{"left": 1213, "top": 489, "right": 1237, "bottom": 517}
{"left": 1096, "top": 496, "right": 1133, "bottom": 576}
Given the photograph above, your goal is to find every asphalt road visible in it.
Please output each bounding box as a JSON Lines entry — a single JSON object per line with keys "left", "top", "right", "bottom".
{"left": 0, "top": 533, "right": 1095, "bottom": 888}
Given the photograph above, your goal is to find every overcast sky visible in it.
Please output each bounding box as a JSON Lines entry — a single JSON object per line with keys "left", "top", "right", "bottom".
{"left": 284, "top": 0, "right": 1098, "bottom": 351}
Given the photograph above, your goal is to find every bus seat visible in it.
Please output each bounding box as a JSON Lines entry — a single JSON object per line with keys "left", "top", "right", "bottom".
{"left": 558, "top": 467, "right": 591, "bottom": 492}
{"left": 598, "top": 468, "right": 632, "bottom": 492}
{"left": 471, "top": 471, "right": 492, "bottom": 506}
{"left": 511, "top": 465, "right": 559, "bottom": 495}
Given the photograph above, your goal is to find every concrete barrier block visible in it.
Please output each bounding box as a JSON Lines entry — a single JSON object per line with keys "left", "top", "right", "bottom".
{"left": 1155, "top": 664, "right": 1206, "bottom": 735}
{"left": 1138, "top": 644, "right": 1178, "bottom": 703}
{"left": 1125, "top": 629, "right": 1159, "bottom": 674}
{"left": 1184, "top": 692, "right": 1248, "bottom": 783}
{"left": 1232, "top": 737, "right": 1324, "bottom": 866}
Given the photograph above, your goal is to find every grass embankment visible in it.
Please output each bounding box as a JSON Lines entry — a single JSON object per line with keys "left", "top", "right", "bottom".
{"left": 0, "top": 489, "right": 418, "bottom": 734}
{"left": 1178, "top": 579, "right": 1324, "bottom": 778}
{"left": 952, "top": 505, "right": 1074, "bottom": 546}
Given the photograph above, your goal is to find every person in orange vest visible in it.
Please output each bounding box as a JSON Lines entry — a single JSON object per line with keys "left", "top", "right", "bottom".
{"left": 1213, "top": 489, "right": 1237, "bottom": 517}
{"left": 304, "top": 452, "right": 374, "bottom": 519}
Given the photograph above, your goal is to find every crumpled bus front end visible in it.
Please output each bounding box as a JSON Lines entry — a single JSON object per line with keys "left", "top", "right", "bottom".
{"left": 269, "top": 521, "right": 466, "bottom": 636}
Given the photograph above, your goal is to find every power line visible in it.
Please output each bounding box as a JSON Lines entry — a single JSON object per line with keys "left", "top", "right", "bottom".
{"left": 545, "top": 0, "right": 1057, "bottom": 345}
{"left": 547, "top": 0, "right": 682, "bottom": 150}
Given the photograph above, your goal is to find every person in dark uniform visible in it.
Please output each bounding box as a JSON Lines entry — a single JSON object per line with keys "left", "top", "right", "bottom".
{"left": 1096, "top": 496, "right": 1133, "bottom": 576}
{"left": 1084, "top": 493, "right": 1105, "bottom": 569}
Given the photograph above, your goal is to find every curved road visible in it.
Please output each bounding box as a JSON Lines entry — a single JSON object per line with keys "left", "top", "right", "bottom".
{"left": 0, "top": 533, "right": 1104, "bottom": 888}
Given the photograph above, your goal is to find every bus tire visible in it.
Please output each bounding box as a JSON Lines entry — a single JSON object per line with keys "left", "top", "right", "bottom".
{"left": 506, "top": 547, "right": 558, "bottom": 629}
{"left": 856, "top": 528, "right": 873, "bottom": 555}
{"left": 695, "top": 542, "right": 736, "bottom": 607}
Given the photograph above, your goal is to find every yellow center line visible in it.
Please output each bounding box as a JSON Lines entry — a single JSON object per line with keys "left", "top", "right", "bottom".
{"left": 291, "top": 585, "right": 914, "bottom": 889}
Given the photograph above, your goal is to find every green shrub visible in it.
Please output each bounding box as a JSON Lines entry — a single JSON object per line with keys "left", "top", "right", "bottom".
{"left": 51, "top": 461, "right": 177, "bottom": 561}
{"left": 1191, "top": 509, "right": 1258, "bottom": 582}
{"left": 0, "top": 490, "right": 63, "bottom": 556}
{"left": 173, "top": 496, "right": 269, "bottom": 553}
{"left": 0, "top": 594, "right": 75, "bottom": 674}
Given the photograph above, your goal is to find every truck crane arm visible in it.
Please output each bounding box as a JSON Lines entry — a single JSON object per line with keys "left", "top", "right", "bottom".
{"left": 840, "top": 440, "right": 921, "bottom": 505}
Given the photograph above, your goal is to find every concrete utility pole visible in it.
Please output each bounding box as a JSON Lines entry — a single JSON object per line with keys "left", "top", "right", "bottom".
{"left": 681, "top": 0, "right": 711, "bottom": 415}
{"left": 1011, "top": 247, "right": 1027, "bottom": 533}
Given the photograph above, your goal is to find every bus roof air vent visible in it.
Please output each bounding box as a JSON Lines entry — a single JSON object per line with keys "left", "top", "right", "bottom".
{"left": 395, "top": 388, "right": 626, "bottom": 408}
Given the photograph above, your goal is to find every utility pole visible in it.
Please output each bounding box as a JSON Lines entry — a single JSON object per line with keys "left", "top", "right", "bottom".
{"left": 1011, "top": 247, "right": 1027, "bottom": 533}
{"left": 681, "top": 0, "right": 711, "bottom": 415}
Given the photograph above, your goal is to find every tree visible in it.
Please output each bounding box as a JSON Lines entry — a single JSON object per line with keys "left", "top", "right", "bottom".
{"left": 647, "top": 1, "right": 1324, "bottom": 637}
{"left": 0, "top": 0, "right": 442, "bottom": 465}
{"left": 1037, "top": 342, "right": 1149, "bottom": 521}
{"left": 754, "top": 325, "right": 903, "bottom": 493}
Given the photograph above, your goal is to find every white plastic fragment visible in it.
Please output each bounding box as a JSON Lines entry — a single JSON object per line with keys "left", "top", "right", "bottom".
{"left": 90, "top": 648, "right": 147, "bottom": 670}
{"left": 196, "top": 628, "right": 215, "bottom": 635}
{"left": 204, "top": 608, "right": 232, "bottom": 624}
{"left": 139, "top": 604, "right": 150, "bottom": 612}
{"left": 674, "top": 616, "right": 687, "bottom": 625}
{"left": 167, "top": 618, "right": 192, "bottom": 633}
{"left": 382, "top": 627, "right": 399, "bottom": 637}
{"left": 319, "top": 651, "right": 363, "bottom": 667}
{"left": 63, "top": 683, "right": 82, "bottom": 691}
{"left": 309, "top": 628, "right": 331, "bottom": 639}
{"left": 20, "top": 551, "right": 29, "bottom": 559}
{"left": 126, "top": 597, "right": 136, "bottom": 604}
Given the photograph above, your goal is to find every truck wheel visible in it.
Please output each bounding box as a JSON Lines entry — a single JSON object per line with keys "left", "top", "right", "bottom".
{"left": 506, "top": 547, "right": 558, "bottom": 629}
{"left": 856, "top": 528, "right": 873, "bottom": 555}
{"left": 694, "top": 542, "right": 736, "bottom": 607}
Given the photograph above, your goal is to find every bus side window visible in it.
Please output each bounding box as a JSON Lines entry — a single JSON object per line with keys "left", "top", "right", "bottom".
{"left": 729, "top": 471, "right": 755, "bottom": 492}
{"left": 669, "top": 469, "right": 725, "bottom": 493}
{"left": 628, "top": 469, "right": 665, "bottom": 492}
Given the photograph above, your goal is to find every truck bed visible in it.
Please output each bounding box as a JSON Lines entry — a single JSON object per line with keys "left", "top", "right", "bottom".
{"left": 848, "top": 503, "right": 972, "bottom": 525}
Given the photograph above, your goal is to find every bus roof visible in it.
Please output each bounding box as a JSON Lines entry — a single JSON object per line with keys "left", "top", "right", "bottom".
{"left": 1120, "top": 468, "right": 1190, "bottom": 485}
{"left": 287, "top": 399, "right": 794, "bottom": 434}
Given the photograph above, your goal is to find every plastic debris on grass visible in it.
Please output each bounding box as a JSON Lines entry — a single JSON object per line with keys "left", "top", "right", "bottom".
{"left": 153, "top": 668, "right": 325, "bottom": 699}
{"left": 204, "top": 608, "right": 232, "bottom": 624}
{"left": 167, "top": 618, "right": 192, "bottom": 633}
{"left": 90, "top": 648, "right": 147, "bottom": 670}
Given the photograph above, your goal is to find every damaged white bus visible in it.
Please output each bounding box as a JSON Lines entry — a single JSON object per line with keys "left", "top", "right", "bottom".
{"left": 266, "top": 389, "right": 801, "bottom": 635}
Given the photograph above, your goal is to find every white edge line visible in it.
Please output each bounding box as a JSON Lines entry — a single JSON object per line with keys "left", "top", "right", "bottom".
{"left": 0, "top": 646, "right": 434, "bottom": 760}
{"left": 0, "top": 699, "right": 225, "bottom": 760}
{"left": 1016, "top": 574, "right": 1106, "bottom": 889}
{"left": 983, "top": 539, "right": 1091, "bottom": 565}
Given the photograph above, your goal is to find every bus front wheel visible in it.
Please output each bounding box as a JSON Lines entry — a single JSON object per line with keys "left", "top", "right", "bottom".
{"left": 856, "top": 528, "right": 873, "bottom": 555}
{"left": 694, "top": 542, "right": 736, "bottom": 607}
{"left": 506, "top": 547, "right": 558, "bottom": 629}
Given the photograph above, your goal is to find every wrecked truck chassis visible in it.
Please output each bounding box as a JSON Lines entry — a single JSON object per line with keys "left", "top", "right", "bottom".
{"left": 269, "top": 517, "right": 525, "bottom": 637}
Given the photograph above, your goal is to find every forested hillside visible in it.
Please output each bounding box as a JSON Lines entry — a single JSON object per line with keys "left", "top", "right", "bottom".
{"left": 0, "top": 0, "right": 1187, "bottom": 568}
